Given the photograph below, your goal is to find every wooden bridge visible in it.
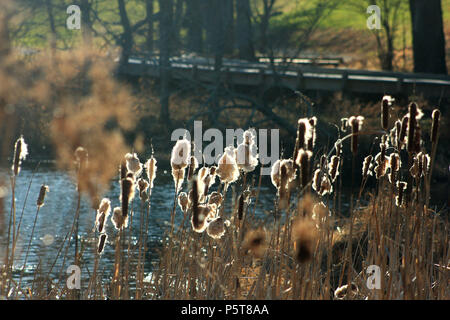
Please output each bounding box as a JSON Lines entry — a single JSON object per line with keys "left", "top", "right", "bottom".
{"left": 119, "top": 55, "right": 450, "bottom": 99}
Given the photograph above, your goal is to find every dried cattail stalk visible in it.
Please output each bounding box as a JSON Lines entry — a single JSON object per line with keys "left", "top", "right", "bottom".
{"left": 144, "top": 156, "right": 157, "bottom": 189}
{"left": 328, "top": 155, "right": 340, "bottom": 183}
{"left": 348, "top": 116, "right": 364, "bottom": 155}
{"left": 97, "top": 234, "right": 107, "bottom": 254}
{"left": 431, "top": 109, "right": 440, "bottom": 143}
{"left": 292, "top": 218, "right": 317, "bottom": 263}
{"left": 12, "top": 136, "right": 28, "bottom": 176}
{"left": 381, "top": 95, "right": 394, "bottom": 130}
{"left": 419, "top": 152, "right": 430, "bottom": 176}
{"left": 362, "top": 155, "right": 373, "bottom": 179}
{"left": 36, "top": 184, "right": 49, "bottom": 208}
{"left": 95, "top": 198, "right": 111, "bottom": 233}
{"left": 243, "top": 229, "right": 267, "bottom": 258}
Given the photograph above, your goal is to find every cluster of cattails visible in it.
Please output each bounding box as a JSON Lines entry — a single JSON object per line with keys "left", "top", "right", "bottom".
{"left": 96, "top": 198, "right": 111, "bottom": 254}
{"left": 348, "top": 116, "right": 364, "bottom": 155}
{"left": 236, "top": 129, "right": 259, "bottom": 172}
{"left": 12, "top": 136, "right": 28, "bottom": 176}
{"left": 36, "top": 184, "right": 49, "bottom": 208}
{"left": 170, "top": 138, "right": 191, "bottom": 192}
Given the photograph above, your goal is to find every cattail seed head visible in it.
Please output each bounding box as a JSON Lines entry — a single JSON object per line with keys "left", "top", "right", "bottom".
{"left": 407, "top": 102, "right": 418, "bottom": 153}
{"left": 208, "top": 191, "right": 223, "bottom": 208}
{"left": 216, "top": 147, "right": 239, "bottom": 184}
{"left": 12, "top": 136, "right": 28, "bottom": 176}
{"left": 37, "top": 184, "right": 49, "bottom": 208}
{"left": 171, "top": 138, "right": 191, "bottom": 170}
{"left": 295, "top": 149, "right": 312, "bottom": 189}
{"left": 206, "top": 217, "right": 227, "bottom": 239}
{"left": 328, "top": 155, "right": 340, "bottom": 183}
{"left": 334, "top": 283, "right": 359, "bottom": 300}
{"left": 388, "top": 153, "right": 400, "bottom": 184}
{"left": 137, "top": 178, "right": 149, "bottom": 201}
{"left": 307, "top": 116, "right": 317, "bottom": 151}
{"left": 349, "top": 116, "right": 364, "bottom": 155}
{"left": 111, "top": 207, "right": 128, "bottom": 229}
{"left": 399, "top": 115, "right": 408, "bottom": 149}
{"left": 178, "top": 192, "right": 189, "bottom": 213}
{"left": 125, "top": 153, "right": 142, "bottom": 177}
{"left": 97, "top": 234, "right": 107, "bottom": 254}
{"left": 362, "top": 155, "right": 373, "bottom": 179}
{"left": 431, "top": 109, "right": 440, "bottom": 143}
{"left": 120, "top": 177, "right": 134, "bottom": 218}
{"left": 187, "top": 156, "right": 199, "bottom": 181}
{"left": 381, "top": 95, "right": 394, "bottom": 130}
{"left": 96, "top": 198, "right": 111, "bottom": 233}
{"left": 340, "top": 118, "right": 348, "bottom": 132}
{"left": 145, "top": 156, "right": 157, "bottom": 189}
{"left": 396, "top": 181, "right": 407, "bottom": 207}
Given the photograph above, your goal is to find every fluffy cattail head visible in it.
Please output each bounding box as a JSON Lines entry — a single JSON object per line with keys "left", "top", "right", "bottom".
{"left": 307, "top": 116, "right": 317, "bottom": 151}
{"left": 12, "top": 136, "right": 28, "bottom": 176}
{"left": 171, "top": 138, "right": 191, "bottom": 170}
{"left": 95, "top": 198, "right": 111, "bottom": 233}
{"left": 137, "top": 178, "right": 149, "bottom": 201}
{"left": 191, "top": 204, "right": 210, "bottom": 233}
{"left": 340, "top": 118, "right": 348, "bottom": 132}
{"left": 178, "top": 192, "right": 189, "bottom": 213}
{"left": 388, "top": 153, "right": 401, "bottom": 184}
{"left": 111, "top": 207, "right": 128, "bottom": 229}
{"left": 206, "top": 217, "right": 229, "bottom": 239}
{"left": 145, "top": 156, "right": 157, "bottom": 189}
{"left": 270, "top": 159, "right": 282, "bottom": 189}
{"left": 171, "top": 168, "right": 185, "bottom": 193}
{"left": 216, "top": 147, "right": 239, "bottom": 184}
{"left": 362, "top": 155, "right": 373, "bottom": 179}
{"left": 125, "top": 153, "right": 142, "bottom": 177}
{"left": 328, "top": 155, "right": 340, "bottom": 183}
{"left": 431, "top": 109, "right": 440, "bottom": 143}
{"left": 381, "top": 95, "right": 394, "bottom": 130}
{"left": 407, "top": 102, "right": 420, "bottom": 153}
{"left": 399, "top": 115, "right": 408, "bottom": 149}
{"left": 208, "top": 191, "right": 223, "bottom": 208}
{"left": 395, "top": 181, "right": 407, "bottom": 207}
{"left": 37, "top": 184, "right": 49, "bottom": 208}
{"left": 334, "top": 283, "right": 359, "bottom": 300}
{"left": 292, "top": 218, "right": 317, "bottom": 263}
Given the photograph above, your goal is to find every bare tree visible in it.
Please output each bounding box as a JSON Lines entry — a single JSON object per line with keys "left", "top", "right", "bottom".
{"left": 186, "top": 0, "right": 203, "bottom": 53}
{"left": 159, "top": 0, "right": 173, "bottom": 127}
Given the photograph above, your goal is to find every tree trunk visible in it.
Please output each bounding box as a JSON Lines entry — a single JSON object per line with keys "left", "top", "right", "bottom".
{"left": 159, "top": 0, "right": 173, "bottom": 127}
{"left": 145, "top": 0, "right": 154, "bottom": 53}
{"left": 172, "top": 0, "right": 184, "bottom": 54}
{"left": 223, "top": 0, "right": 234, "bottom": 54}
{"left": 80, "top": 0, "right": 93, "bottom": 45}
{"left": 44, "top": 0, "right": 57, "bottom": 49}
{"left": 186, "top": 0, "right": 203, "bottom": 53}
{"left": 118, "top": 0, "right": 134, "bottom": 67}
{"left": 409, "top": 0, "right": 447, "bottom": 74}
{"left": 236, "top": 0, "right": 255, "bottom": 61}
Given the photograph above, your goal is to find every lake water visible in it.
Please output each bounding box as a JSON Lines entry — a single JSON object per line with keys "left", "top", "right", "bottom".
{"left": 0, "top": 165, "right": 277, "bottom": 293}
